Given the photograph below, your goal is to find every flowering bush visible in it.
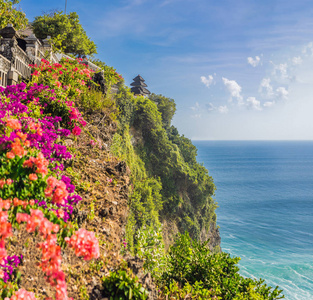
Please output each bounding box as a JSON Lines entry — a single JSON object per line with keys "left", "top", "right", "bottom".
{"left": 102, "top": 65, "right": 124, "bottom": 86}
{"left": 30, "top": 58, "right": 93, "bottom": 101}
{"left": 0, "top": 61, "right": 99, "bottom": 299}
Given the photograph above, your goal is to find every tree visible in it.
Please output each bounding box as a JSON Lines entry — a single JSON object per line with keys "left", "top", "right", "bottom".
{"left": 0, "top": 0, "right": 28, "bottom": 30}
{"left": 149, "top": 93, "right": 176, "bottom": 129}
{"left": 32, "top": 11, "right": 97, "bottom": 57}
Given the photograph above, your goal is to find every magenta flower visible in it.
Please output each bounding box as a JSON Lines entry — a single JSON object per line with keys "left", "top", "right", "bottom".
{"left": 72, "top": 126, "right": 81, "bottom": 136}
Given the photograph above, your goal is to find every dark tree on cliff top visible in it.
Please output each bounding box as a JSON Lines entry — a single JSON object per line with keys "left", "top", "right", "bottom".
{"left": 0, "top": 0, "right": 28, "bottom": 30}
{"left": 32, "top": 11, "right": 97, "bottom": 57}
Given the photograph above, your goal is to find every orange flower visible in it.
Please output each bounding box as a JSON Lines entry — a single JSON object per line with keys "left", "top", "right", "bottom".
{"left": 6, "top": 152, "right": 15, "bottom": 159}
{"left": 16, "top": 131, "right": 27, "bottom": 141}
{"left": 29, "top": 173, "right": 38, "bottom": 181}
{"left": 6, "top": 119, "right": 21, "bottom": 130}
{"left": 11, "top": 138, "right": 27, "bottom": 158}
{"left": 0, "top": 180, "right": 5, "bottom": 189}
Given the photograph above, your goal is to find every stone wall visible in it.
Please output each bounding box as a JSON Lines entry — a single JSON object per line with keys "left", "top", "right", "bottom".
{"left": 0, "top": 24, "right": 117, "bottom": 94}
{"left": 0, "top": 24, "right": 51, "bottom": 86}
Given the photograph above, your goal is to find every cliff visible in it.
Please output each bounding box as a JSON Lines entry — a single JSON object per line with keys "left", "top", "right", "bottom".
{"left": 0, "top": 22, "right": 283, "bottom": 300}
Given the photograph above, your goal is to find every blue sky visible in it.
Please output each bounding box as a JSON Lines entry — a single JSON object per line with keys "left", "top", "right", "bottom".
{"left": 17, "top": 0, "right": 313, "bottom": 140}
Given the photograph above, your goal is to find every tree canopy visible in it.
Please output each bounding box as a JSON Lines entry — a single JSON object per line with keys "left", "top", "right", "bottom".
{"left": 0, "top": 0, "right": 28, "bottom": 30}
{"left": 149, "top": 93, "right": 176, "bottom": 129}
{"left": 32, "top": 11, "right": 97, "bottom": 57}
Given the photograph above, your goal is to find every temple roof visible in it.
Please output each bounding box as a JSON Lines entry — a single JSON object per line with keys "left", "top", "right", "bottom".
{"left": 132, "top": 75, "right": 145, "bottom": 82}
{"left": 131, "top": 86, "right": 150, "bottom": 95}
{"left": 130, "top": 81, "right": 147, "bottom": 87}
{"left": 130, "top": 74, "right": 150, "bottom": 96}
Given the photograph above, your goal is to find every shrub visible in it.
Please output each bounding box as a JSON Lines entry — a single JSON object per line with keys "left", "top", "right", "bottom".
{"left": 160, "top": 232, "right": 284, "bottom": 300}
{"left": 102, "top": 269, "right": 148, "bottom": 300}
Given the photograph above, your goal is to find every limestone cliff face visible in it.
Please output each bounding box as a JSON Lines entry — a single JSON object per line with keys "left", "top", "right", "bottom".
{"left": 129, "top": 125, "right": 221, "bottom": 252}
{"left": 199, "top": 224, "right": 221, "bottom": 252}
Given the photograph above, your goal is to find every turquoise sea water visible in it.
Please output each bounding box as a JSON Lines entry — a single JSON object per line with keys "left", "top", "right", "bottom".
{"left": 193, "top": 141, "right": 313, "bottom": 300}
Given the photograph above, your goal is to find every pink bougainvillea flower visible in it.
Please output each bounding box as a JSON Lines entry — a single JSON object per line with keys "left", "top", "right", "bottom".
{"left": 0, "top": 240, "right": 7, "bottom": 264}
{"left": 9, "top": 288, "right": 36, "bottom": 300}
{"left": 0, "top": 179, "right": 5, "bottom": 189}
{"left": 72, "top": 126, "right": 81, "bottom": 136}
{"left": 0, "top": 199, "right": 11, "bottom": 210}
{"left": 16, "top": 213, "right": 30, "bottom": 223}
{"left": 6, "top": 119, "right": 22, "bottom": 130}
{"left": 66, "top": 228, "right": 100, "bottom": 260}
{"left": 6, "top": 151, "right": 15, "bottom": 159}
{"left": 29, "top": 173, "right": 38, "bottom": 181}
{"left": 10, "top": 138, "right": 27, "bottom": 158}
{"left": 16, "top": 131, "right": 27, "bottom": 141}
{"left": 0, "top": 211, "right": 12, "bottom": 239}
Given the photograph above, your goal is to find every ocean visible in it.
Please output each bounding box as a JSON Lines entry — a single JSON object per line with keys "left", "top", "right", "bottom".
{"left": 193, "top": 141, "right": 313, "bottom": 300}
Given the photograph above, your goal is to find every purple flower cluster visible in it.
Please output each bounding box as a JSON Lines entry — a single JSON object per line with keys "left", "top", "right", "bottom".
{"left": 34, "top": 176, "right": 82, "bottom": 222}
{"left": 0, "top": 83, "right": 83, "bottom": 222}
{"left": 0, "top": 254, "right": 23, "bottom": 282}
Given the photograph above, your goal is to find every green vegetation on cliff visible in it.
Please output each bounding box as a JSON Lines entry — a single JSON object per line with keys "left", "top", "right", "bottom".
{"left": 112, "top": 87, "right": 218, "bottom": 245}
{"left": 0, "top": 5, "right": 284, "bottom": 298}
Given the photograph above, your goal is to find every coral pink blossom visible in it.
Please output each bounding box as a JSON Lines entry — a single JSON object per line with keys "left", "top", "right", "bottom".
{"left": 29, "top": 173, "right": 38, "bottom": 181}
{"left": 0, "top": 199, "right": 11, "bottom": 210}
{"left": 6, "top": 152, "right": 15, "bottom": 159}
{"left": 45, "top": 177, "right": 68, "bottom": 204}
{"left": 47, "top": 176, "right": 58, "bottom": 188}
{"left": 0, "top": 179, "right": 5, "bottom": 188}
{"left": 0, "top": 211, "right": 12, "bottom": 240}
{"left": 16, "top": 213, "right": 30, "bottom": 223}
{"left": 6, "top": 119, "right": 21, "bottom": 130}
{"left": 10, "top": 138, "right": 27, "bottom": 158}
{"left": 26, "top": 209, "right": 44, "bottom": 232}
{"left": 66, "top": 228, "right": 100, "bottom": 260}
{"left": 16, "top": 131, "right": 27, "bottom": 141}
{"left": 23, "top": 152, "right": 49, "bottom": 176}
{"left": 9, "top": 288, "right": 36, "bottom": 300}
{"left": 55, "top": 81, "right": 62, "bottom": 88}
{"left": 0, "top": 240, "right": 7, "bottom": 264}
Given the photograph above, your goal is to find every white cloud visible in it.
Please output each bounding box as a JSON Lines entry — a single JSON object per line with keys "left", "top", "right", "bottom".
{"left": 302, "top": 42, "right": 313, "bottom": 56}
{"left": 292, "top": 56, "right": 303, "bottom": 65}
{"left": 200, "top": 75, "right": 214, "bottom": 88}
{"left": 190, "top": 102, "right": 201, "bottom": 118}
{"left": 191, "top": 114, "right": 201, "bottom": 119}
{"left": 207, "top": 103, "right": 215, "bottom": 111}
{"left": 273, "top": 63, "right": 288, "bottom": 79}
{"left": 276, "top": 87, "right": 289, "bottom": 100}
{"left": 247, "top": 56, "right": 261, "bottom": 67}
{"left": 263, "top": 101, "right": 275, "bottom": 107}
{"left": 222, "top": 77, "right": 243, "bottom": 104}
{"left": 206, "top": 103, "right": 228, "bottom": 114}
{"left": 218, "top": 105, "right": 228, "bottom": 114}
{"left": 259, "top": 78, "right": 274, "bottom": 98}
{"left": 191, "top": 102, "right": 200, "bottom": 111}
{"left": 246, "top": 97, "right": 262, "bottom": 111}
